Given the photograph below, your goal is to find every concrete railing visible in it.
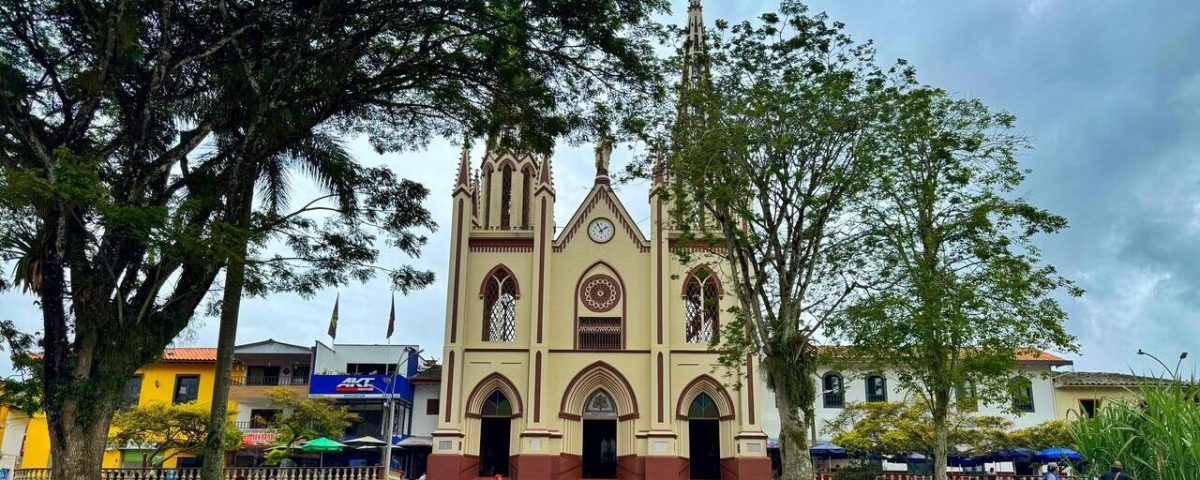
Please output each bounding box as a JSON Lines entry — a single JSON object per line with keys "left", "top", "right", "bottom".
{"left": 13, "top": 467, "right": 383, "bottom": 480}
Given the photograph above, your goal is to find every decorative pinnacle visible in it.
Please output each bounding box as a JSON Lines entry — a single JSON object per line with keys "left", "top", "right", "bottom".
{"left": 455, "top": 141, "right": 471, "bottom": 189}
{"left": 538, "top": 155, "right": 554, "bottom": 190}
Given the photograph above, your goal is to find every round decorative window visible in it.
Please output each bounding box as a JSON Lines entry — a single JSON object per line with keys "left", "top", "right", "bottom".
{"left": 581, "top": 274, "right": 621, "bottom": 312}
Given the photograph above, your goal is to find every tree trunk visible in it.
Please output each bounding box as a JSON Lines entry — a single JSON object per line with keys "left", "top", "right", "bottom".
{"left": 200, "top": 177, "right": 255, "bottom": 480}
{"left": 774, "top": 370, "right": 814, "bottom": 480}
{"left": 48, "top": 402, "right": 114, "bottom": 480}
{"left": 932, "top": 390, "right": 951, "bottom": 480}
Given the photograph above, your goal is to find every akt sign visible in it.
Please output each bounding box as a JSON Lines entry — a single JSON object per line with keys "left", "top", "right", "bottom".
{"left": 309, "top": 374, "right": 413, "bottom": 401}
{"left": 334, "top": 376, "right": 378, "bottom": 393}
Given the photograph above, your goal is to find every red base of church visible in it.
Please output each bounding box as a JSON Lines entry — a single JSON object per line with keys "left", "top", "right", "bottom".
{"left": 428, "top": 453, "right": 771, "bottom": 480}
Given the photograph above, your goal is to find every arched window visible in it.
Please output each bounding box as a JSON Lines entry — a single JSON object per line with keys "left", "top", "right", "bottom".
{"left": 866, "top": 374, "right": 887, "bottom": 402}
{"left": 521, "top": 167, "right": 531, "bottom": 228}
{"left": 500, "top": 165, "right": 513, "bottom": 229}
{"left": 1010, "top": 376, "right": 1035, "bottom": 412}
{"left": 684, "top": 268, "right": 721, "bottom": 343}
{"left": 482, "top": 267, "right": 517, "bottom": 342}
{"left": 482, "top": 391, "right": 513, "bottom": 417}
{"left": 688, "top": 392, "right": 720, "bottom": 419}
{"left": 822, "top": 372, "right": 845, "bottom": 408}
{"left": 483, "top": 168, "right": 493, "bottom": 227}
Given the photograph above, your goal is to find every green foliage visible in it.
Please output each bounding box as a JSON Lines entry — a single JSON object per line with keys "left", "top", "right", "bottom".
{"left": 825, "top": 85, "right": 1079, "bottom": 479}
{"left": 109, "top": 402, "right": 241, "bottom": 468}
{"left": 628, "top": 2, "right": 906, "bottom": 477}
{"left": 1070, "top": 377, "right": 1200, "bottom": 480}
{"left": 0, "top": 0, "right": 667, "bottom": 475}
{"left": 263, "top": 387, "right": 358, "bottom": 461}
{"left": 824, "top": 400, "right": 1013, "bottom": 458}
{"left": 1008, "top": 420, "right": 1070, "bottom": 451}
{"left": 830, "top": 461, "right": 883, "bottom": 480}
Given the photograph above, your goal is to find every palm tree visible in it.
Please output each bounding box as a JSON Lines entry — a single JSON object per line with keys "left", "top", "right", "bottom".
{"left": 201, "top": 132, "right": 357, "bottom": 480}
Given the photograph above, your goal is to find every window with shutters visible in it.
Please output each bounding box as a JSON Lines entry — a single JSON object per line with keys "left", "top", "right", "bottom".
{"left": 866, "top": 374, "right": 887, "bottom": 402}
{"left": 822, "top": 372, "right": 845, "bottom": 408}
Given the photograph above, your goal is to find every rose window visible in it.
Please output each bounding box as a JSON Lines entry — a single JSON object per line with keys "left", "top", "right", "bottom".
{"left": 582, "top": 275, "right": 621, "bottom": 312}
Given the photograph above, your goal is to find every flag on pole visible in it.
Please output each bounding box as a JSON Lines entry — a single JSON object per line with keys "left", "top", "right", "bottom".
{"left": 386, "top": 293, "right": 396, "bottom": 339}
{"left": 328, "top": 293, "right": 339, "bottom": 339}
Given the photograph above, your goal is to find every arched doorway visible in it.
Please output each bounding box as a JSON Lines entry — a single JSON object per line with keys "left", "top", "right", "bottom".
{"left": 478, "top": 391, "right": 512, "bottom": 477}
{"left": 688, "top": 392, "right": 721, "bottom": 479}
{"left": 581, "top": 390, "right": 618, "bottom": 478}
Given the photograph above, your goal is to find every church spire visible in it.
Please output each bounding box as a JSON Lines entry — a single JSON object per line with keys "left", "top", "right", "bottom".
{"left": 454, "top": 141, "right": 471, "bottom": 190}
{"left": 681, "top": 0, "right": 707, "bottom": 90}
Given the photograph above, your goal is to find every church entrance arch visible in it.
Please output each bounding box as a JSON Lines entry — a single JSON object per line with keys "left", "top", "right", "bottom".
{"left": 581, "top": 390, "right": 618, "bottom": 478}
{"left": 478, "top": 391, "right": 513, "bottom": 477}
{"left": 687, "top": 392, "right": 721, "bottom": 479}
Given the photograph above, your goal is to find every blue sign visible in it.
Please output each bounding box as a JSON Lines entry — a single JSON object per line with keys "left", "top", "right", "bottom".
{"left": 309, "top": 374, "right": 413, "bottom": 401}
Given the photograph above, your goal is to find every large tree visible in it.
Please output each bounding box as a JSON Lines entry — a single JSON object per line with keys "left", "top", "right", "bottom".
{"left": 109, "top": 402, "right": 242, "bottom": 468}
{"left": 828, "top": 87, "right": 1080, "bottom": 480}
{"left": 824, "top": 400, "right": 1013, "bottom": 460}
{"left": 0, "top": 0, "right": 667, "bottom": 477}
{"left": 641, "top": 3, "right": 894, "bottom": 478}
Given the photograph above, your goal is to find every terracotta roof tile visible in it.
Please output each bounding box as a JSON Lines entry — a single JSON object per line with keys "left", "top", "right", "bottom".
{"left": 159, "top": 347, "right": 218, "bottom": 362}
{"left": 1055, "top": 371, "right": 1165, "bottom": 387}
{"left": 409, "top": 365, "right": 442, "bottom": 384}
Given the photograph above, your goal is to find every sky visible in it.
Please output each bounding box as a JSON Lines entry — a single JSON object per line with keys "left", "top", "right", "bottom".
{"left": 2, "top": 0, "right": 1198, "bottom": 377}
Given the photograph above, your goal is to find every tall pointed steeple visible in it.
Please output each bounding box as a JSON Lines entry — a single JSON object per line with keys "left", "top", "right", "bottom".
{"left": 454, "top": 141, "right": 471, "bottom": 190}
{"left": 681, "top": 0, "right": 707, "bottom": 91}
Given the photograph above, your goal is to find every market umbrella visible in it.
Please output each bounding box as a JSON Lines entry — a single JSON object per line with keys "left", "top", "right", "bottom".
{"left": 344, "top": 436, "right": 388, "bottom": 447}
{"left": 810, "top": 442, "right": 847, "bottom": 459}
{"left": 983, "top": 447, "right": 1035, "bottom": 463}
{"left": 1033, "top": 447, "right": 1083, "bottom": 462}
{"left": 302, "top": 437, "right": 345, "bottom": 466}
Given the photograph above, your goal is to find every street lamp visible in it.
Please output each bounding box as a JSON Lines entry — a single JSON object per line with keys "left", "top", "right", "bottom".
{"left": 1137, "top": 349, "right": 1189, "bottom": 379}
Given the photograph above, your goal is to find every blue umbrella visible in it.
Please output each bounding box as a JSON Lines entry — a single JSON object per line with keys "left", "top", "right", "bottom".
{"left": 984, "top": 447, "right": 1035, "bottom": 462}
{"left": 810, "top": 442, "right": 847, "bottom": 459}
{"left": 1033, "top": 447, "right": 1083, "bottom": 462}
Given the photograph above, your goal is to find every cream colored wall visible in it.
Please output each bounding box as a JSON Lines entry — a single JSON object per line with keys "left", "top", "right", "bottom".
{"left": 436, "top": 154, "right": 767, "bottom": 462}
{"left": 1054, "top": 386, "right": 1140, "bottom": 422}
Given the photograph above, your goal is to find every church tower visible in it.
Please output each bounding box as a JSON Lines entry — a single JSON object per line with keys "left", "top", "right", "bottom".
{"left": 429, "top": 2, "right": 770, "bottom": 479}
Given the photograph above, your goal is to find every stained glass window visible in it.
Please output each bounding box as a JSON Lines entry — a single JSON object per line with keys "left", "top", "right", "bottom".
{"left": 688, "top": 392, "right": 720, "bottom": 419}
{"left": 481, "top": 391, "right": 512, "bottom": 417}
{"left": 583, "top": 390, "right": 618, "bottom": 419}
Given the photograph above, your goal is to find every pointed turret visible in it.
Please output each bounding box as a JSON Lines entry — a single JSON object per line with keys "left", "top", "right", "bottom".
{"left": 454, "top": 142, "right": 471, "bottom": 191}
{"left": 538, "top": 155, "right": 554, "bottom": 191}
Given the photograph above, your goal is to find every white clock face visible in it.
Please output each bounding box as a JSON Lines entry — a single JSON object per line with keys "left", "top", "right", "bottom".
{"left": 588, "top": 218, "right": 615, "bottom": 243}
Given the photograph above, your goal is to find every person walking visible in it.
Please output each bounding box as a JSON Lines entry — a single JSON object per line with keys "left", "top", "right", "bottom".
{"left": 1099, "top": 461, "right": 1131, "bottom": 480}
{"left": 1041, "top": 464, "right": 1061, "bottom": 480}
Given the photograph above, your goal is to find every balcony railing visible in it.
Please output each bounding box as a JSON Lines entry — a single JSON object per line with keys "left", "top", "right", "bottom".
{"left": 234, "top": 420, "right": 274, "bottom": 431}
{"left": 13, "top": 467, "right": 382, "bottom": 480}
{"left": 230, "top": 375, "right": 308, "bottom": 387}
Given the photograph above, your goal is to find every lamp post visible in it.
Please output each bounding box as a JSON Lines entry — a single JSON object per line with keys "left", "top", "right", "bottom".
{"left": 377, "top": 347, "right": 419, "bottom": 479}
{"left": 1138, "top": 349, "right": 1189, "bottom": 379}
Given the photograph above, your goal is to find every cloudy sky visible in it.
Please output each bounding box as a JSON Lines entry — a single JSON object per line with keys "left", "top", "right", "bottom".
{"left": 3, "top": 0, "right": 1198, "bottom": 376}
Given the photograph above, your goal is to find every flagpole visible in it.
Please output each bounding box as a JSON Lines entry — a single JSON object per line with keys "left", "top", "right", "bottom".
{"left": 382, "top": 293, "right": 397, "bottom": 478}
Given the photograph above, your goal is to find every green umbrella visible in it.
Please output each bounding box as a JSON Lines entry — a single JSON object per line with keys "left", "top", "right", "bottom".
{"left": 302, "top": 437, "right": 345, "bottom": 467}
{"left": 302, "top": 437, "right": 345, "bottom": 452}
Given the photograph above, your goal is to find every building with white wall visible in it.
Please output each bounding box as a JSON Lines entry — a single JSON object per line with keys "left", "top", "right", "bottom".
{"left": 758, "top": 350, "right": 1072, "bottom": 444}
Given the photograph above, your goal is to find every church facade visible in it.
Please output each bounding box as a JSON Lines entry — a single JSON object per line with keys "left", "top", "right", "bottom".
{"left": 427, "top": 8, "right": 769, "bottom": 477}
{"left": 426, "top": 141, "right": 771, "bottom": 479}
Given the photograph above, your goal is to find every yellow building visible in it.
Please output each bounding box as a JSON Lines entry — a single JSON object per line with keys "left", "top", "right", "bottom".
{"left": 18, "top": 348, "right": 223, "bottom": 469}
{"left": 428, "top": 6, "right": 768, "bottom": 480}
{"left": 1052, "top": 371, "right": 1157, "bottom": 421}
